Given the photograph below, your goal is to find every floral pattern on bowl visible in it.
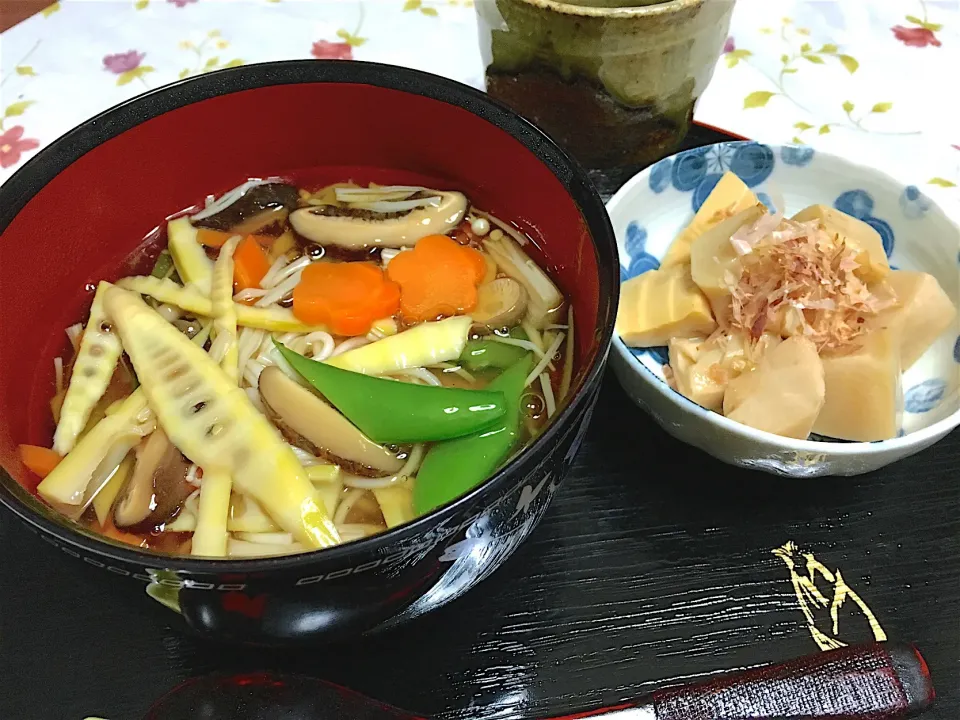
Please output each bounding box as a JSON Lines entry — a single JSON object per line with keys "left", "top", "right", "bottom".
{"left": 608, "top": 141, "right": 960, "bottom": 477}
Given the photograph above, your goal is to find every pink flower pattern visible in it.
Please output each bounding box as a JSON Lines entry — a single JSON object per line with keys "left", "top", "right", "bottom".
{"left": 311, "top": 41, "right": 353, "bottom": 60}
{"left": 891, "top": 25, "right": 942, "bottom": 48}
{"left": 103, "top": 51, "right": 145, "bottom": 74}
{"left": 0, "top": 126, "right": 41, "bottom": 169}
{"left": 168, "top": 0, "right": 198, "bottom": 6}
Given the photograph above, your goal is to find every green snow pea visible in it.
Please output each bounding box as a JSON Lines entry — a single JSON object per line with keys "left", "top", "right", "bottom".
{"left": 413, "top": 353, "right": 533, "bottom": 515}
{"left": 459, "top": 326, "right": 530, "bottom": 372}
{"left": 275, "top": 341, "right": 507, "bottom": 445}
{"left": 460, "top": 339, "right": 528, "bottom": 372}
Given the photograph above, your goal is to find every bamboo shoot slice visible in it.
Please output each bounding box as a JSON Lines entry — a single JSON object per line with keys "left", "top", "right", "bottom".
{"left": 117, "top": 275, "right": 327, "bottom": 333}
{"left": 167, "top": 217, "right": 214, "bottom": 293}
{"left": 39, "top": 390, "right": 153, "bottom": 506}
{"left": 210, "top": 235, "right": 241, "bottom": 382}
{"left": 102, "top": 286, "right": 339, "bottom": 548}
{"left": 191, "top": 469, "right": 231, "bottom": 557}
{"left": 326, "top": 316, "right": 472, "bottom": 375}
{"left": 53, "top": 282, "right": 123, "bottom": 455}
{"left": 373, "top": 483, "right": 415, "bottom": 529}
{"left": 663, "top": 172, "right": 759, "bottom": 268}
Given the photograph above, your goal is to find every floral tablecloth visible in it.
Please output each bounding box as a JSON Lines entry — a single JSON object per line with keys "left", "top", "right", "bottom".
{"left": 1, "top": 0, "right": 958, "bottom": 219}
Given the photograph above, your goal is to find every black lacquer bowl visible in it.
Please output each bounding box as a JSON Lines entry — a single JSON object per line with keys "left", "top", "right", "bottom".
{"left": 0, "top": 61, "right": 618, "bottom": 645}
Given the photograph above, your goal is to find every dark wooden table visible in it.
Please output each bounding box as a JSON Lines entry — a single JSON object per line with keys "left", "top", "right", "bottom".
{"left": 0, "top": 125, "right": 957, "bottom": 720}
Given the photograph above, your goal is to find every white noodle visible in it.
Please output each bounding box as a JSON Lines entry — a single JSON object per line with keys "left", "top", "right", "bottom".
{"left": 489, "top": 335, "right": 545, "bottom": 358}
{"left": 245, "top": 387, "right": 265, "bottom": 413}
{"left": 431, "top": 363, "right": 476, "bottom": 383}
{"left": 331, "top": 336, "right": 370, "bottom": 357}
{"left": 236, "top": 531, "right": 294, "bottom": 546}
{"left": 349, "top": 197, "right": 441, "bottom": 213}
{"left": 289, "top": 445, "right": 324, "bottom": 466}
{"left": 540, "top": 372, "right": 556, "bottom": 419}
{"left": 261, "top": 254, "right": 311, "bottom": 290}
{"left": 342, "top": 444, "right": 424, "bottom": 489}
{"left": 525, "top": 331, "right": 565, "bottom": 387}
{"left": 259, "top": 255, "right": 291, "bottom": 290}
{"left": 260, "top": 344, "right": 301, "bottom": 382}
{"left": 304, "top": 331, "right": 335, "bottom": 361}
{"left": 546, "top": 324, "right": 569, "bottom": 330}
{"left": 255, "top": 270, "right": 302, "bottom": 307}
{"left": 208, "top": 332, "right": 229, "bottom": 364}
{"left": 391, "top": 368, "right": 442, "bottom": 386}
{"left": 238, "top": 332, "right": 303, "bottom": 388}
{"left": 190, "top": 178, "right": 276, "bottom": 221}
{"left": 53, "top": 357, "right": 64, "bottom": 394}
{"left": 183, "top": 488, "right": 201, "bottom": 514}
{"left": 341, "top": 474, "right": 407, "bottom": 489}
{"left": 335, "top": 523, "right": 385, "bottom": 543}
{"left": 243, "top": 359, "right": 266, "bottom": 389}
{"left": 450, "top": 367, "right": 476, "bottom": 382}
{"left": 335, "top": 185, "right": 423, "bottom": 200}
{"left": 233, "top": 287, "right": 268, "bottom": 303}
{"left": 334, "top": 488, "right": 367, "bottom": 524}
{"left": 237, "top": 327, "right": 265, "bottom": 378}
{"left": 380, "top": 247, "right": 406, "bottom": 267}
{"left": 285, "top": 335, "right": 309, "bottom": 355}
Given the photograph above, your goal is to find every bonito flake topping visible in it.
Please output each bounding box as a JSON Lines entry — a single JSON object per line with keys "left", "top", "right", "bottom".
{"left": 726, "top": 216, "right": 896, "bottom": 353}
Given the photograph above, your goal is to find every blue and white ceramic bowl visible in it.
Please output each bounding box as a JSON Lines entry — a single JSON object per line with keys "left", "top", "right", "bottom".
{"left": 608, "top": 141, "right": 960, "bottom": 477}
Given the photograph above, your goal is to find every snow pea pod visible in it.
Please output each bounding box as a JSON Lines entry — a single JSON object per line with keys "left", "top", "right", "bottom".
{"left": 276, "top": 341, "right": 507, "bottom": 444}
{"left": 460, "top": 338, "right": 529, "bottom": 372}
{"left": 459, "top": 326, "right": 530, "bottom": 371}
{"left": 413, "top": 353, "right": 533, "bottom": 515}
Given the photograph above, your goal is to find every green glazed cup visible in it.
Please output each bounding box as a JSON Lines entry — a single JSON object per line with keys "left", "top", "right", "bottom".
{"left": 476, "top": 0, "right": 735, "bottom": 194}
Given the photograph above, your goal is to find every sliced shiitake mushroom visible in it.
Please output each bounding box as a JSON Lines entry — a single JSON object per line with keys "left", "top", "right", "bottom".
{"left": 471, "top": 278, "right": 528, "bottom": 334}
{"left": 114, "top": 429, "right": 193, "bottom": 527}
{"left": 289, "top": 191, "right": 468, "bottom": 249}
{"left": 258, "top": 366, "right": 404, "bottom": 477}
{"left": 192, "top": 182, "right": 300, "bottom": 232}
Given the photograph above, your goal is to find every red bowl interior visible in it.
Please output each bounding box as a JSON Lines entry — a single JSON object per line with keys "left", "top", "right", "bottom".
{"left": 0, "top": 70, "right": 607, "bottom": 507}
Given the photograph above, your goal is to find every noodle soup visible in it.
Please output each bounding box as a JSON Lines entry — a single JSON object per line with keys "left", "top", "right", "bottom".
{"left": 20, "top": 178, "right": 575, "bottom": 559}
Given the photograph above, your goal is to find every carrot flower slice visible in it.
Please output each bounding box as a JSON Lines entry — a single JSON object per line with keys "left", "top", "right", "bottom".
{"left": 387, "top": 234, "right": 486, "bottom": 323}
{"left": 293, "top": 262, "right": 401, "bottom": 336}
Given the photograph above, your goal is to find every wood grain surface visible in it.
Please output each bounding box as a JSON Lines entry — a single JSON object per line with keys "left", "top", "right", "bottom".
{"left": 0, "top": 126, "right": 957, "bottom": 720}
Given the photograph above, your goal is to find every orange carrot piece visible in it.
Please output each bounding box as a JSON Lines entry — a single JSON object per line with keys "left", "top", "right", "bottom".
{"left": 233, "top": 235, "right": 272, "bottom": 291}
{"left": 292, "top": 262, "right": 400, "bottom": 336}
{"left": 18, "top": 444, "right": 62, "bottom": 479}
{"left": 386, "top": 234, "right": 486, "bottom": 323}
{"left": 100, "top": 516, "right": 149, "bottom": 548}
{"left": 197, "top": 228, "right": 234, "bottom": 249}
{"left": 198, "top": 228, "right": 273, "bottom": 250}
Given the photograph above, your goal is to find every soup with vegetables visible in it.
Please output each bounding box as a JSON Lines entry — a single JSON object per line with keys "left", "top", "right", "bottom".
{"left": 19, "top": 180, "right": 575, "bottom": 558}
